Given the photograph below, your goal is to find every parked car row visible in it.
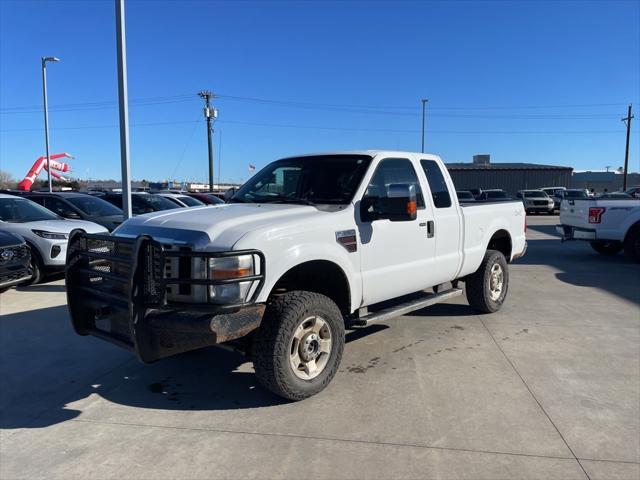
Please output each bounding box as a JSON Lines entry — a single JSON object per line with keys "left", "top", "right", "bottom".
{"left": 456, "top": 189, "right": 512, "bottom": 202}
{"left": 0, "top": 189, "right": 224, "bottom": 289}
{"left": 0, "top": 230, "right": 32, "bottom": 291}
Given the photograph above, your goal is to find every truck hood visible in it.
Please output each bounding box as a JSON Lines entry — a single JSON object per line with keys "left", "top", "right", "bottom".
{"left": 112, "top": 203, "right": 330, "bottom": 249}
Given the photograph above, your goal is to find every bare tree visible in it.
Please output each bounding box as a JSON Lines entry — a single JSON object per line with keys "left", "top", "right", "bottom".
{"left": 0, "top": 170, "right": 16, "bottom": 189}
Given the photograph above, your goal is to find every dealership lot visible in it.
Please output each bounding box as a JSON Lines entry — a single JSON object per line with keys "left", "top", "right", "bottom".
{"left": 0, "top": 215, "right": 638, "bottom": 480}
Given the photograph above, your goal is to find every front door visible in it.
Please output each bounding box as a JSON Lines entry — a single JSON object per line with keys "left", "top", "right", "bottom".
{"left": 357, "top": 157, "right": 437, "bottom": 306}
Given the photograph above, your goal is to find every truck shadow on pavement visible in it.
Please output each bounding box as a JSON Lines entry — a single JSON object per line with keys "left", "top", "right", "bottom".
{"left": 0, "top": 305, "right": 392, "bottom": 430}
{"left": 519, "top": 224, "right": 639, "bottom": 306}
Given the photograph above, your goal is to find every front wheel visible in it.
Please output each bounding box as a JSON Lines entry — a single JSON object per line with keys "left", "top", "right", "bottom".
{"left": 26, "top": 246, "right": 44, "bottom": 285}
{"left": 465, "top": 250, "right": 509, "bottom": 314}
{"left": 252, "top": 291, "right": 345, "bottom": 401}
{"left": 589, "top": 241, "right": 623, "bottom": 256}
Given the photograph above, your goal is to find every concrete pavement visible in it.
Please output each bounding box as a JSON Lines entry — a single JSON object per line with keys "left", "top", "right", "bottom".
{"left": 1, "top": 215, "right": 638, "bottom": 479}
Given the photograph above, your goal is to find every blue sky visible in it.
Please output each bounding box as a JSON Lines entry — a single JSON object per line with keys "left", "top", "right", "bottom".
{"left": 1, "top": 0, "right": 639, "bottom": 184}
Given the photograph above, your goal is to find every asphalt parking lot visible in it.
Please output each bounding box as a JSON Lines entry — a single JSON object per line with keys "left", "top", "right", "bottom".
{"left": 1, "top": 215, "right": 638, "bottom": 480}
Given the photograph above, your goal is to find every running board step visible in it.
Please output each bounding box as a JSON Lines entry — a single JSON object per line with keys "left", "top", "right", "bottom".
{"left": 352, "top": 288, "right": 464, "bottom": 327}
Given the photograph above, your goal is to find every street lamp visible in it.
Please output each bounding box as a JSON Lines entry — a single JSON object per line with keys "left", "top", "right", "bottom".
{"left": 41, "top": 56, "right": 60, "bottom": 192}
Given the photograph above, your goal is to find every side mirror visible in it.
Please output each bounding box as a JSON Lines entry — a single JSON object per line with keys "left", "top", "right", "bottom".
{"left": 362, "top": 184, "right": 417, "bottom": 222}
{"left": 65, "top": 211, "right": 82, "bottom": 219}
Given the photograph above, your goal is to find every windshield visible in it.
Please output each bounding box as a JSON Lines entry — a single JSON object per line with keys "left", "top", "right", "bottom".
{"left": 67, "top": 196, "right": 122, "bottom": 216}
{"left": 231, "top": 155, "right": 372, "bottom": 205}
{"left": 176, "top": 195, "right": 204, "bottom": 207}
{"left": 487, "top": 191, "right": 508, "bottom": 199}
{"left": 205, "top": 194, "right": 224, "bottom": 204}
{"left": 0, "top": 197, "right": 60, "bottom": 222}
{"left": 523, "top": 191, "right": 548, "bottom": 198}
{"left": 564, "top": 190, "right": 587, "bottom": 198}
{"left": 140, "top": 194, "right": 181, "bottom": 210}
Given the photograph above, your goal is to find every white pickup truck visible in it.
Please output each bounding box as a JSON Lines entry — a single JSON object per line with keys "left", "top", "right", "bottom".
{"left": 66, "top": 151, "right": 526, "bottom": 400}
{"left": 557, "top": 196, "right": 640, "bottom": 261}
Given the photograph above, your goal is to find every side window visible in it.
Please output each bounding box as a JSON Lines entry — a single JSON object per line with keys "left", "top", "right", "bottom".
{"left": 364, "top": 158, "right": 424, "bottom": 208}
{"left": 28, "top": 196, "right": 46, "bottom": 208}
{"left": 132, "top": 196, "right": 153, "bottom": 215}
{"left": 46, "top": 198, "right": 77, "bottom": 217}
{"left": 420, "top": 160, "right": 452, "bottom": 208}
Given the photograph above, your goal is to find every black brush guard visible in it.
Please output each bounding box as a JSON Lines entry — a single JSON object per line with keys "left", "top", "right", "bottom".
{"left": 65, "top": 230, "right": 266, "bottom": 363}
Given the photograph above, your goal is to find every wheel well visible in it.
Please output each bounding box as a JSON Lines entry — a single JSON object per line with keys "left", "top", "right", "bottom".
{"left": 487, "top": 230, "right": 512, "bottom": 261}
{"left": 270, "top": 260, "right": 351, "bottom": 315}
{"left": 625, "top": 221, "right": 640, "bottom": 241}
{"left": 24, "top": 240, "right": 42, "bottom": 263}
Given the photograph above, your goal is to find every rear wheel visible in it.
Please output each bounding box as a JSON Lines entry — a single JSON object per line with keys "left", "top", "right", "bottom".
{"left": 623, "top": 225, "right": 640, "bottom": 262}
{"left": 465, "top": 250, "right": 509, "bottom": 314}
{"left": 252, "top": 291, "right": 345, "bottom": 400}
{"left": 589, "top": 241, "right": 623, "bottom": 256}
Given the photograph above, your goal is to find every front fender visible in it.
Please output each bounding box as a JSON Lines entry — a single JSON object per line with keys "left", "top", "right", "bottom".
{"left": 238, "top": 238, "right": 361, "bottom": 313}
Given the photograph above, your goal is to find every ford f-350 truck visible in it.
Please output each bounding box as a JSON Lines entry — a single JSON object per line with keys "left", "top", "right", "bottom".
{"left": 66, "top": 151, "right": 527, "bottom": 400}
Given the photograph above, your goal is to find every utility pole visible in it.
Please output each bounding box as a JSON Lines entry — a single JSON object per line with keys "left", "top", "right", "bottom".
{"left": 115, "top": 0, "right": 132, "bottom": 219}
{"left": 198, "top": 91, "right": 217, "bottom": 191}
{"left": 622, "top": 104, "right": 634, "bottom": 191}
{"left": 421, "top": 99, "right": 428, "bottom": 153}
{"left": 218, "top": 129, "right": 222, "bottom": 187}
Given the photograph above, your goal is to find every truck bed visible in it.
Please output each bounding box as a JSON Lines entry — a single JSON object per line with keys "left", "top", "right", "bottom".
{"left": 559, "top": 198, "right": 640, "bottom": 241}
{"left": 458, "top": 200, "right": 527, "bottom": 277}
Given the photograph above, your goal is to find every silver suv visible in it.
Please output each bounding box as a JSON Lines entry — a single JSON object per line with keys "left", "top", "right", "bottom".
{"left": 517, "top": 190, "right": 554, "bottom": 215}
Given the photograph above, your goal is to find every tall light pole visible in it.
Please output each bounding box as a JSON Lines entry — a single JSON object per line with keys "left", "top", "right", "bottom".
{"left": 421, "top": 98, "right": 428, "bottom": 153}
{"left": 41, "top": 56, "right": 60, "bottom": 192}
{"left": 115, "top": 0, "right": 132, "bottom": 219}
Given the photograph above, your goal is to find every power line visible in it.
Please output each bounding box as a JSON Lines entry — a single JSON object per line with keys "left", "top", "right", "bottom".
{"left": 2, "top": 92, "right": 636, "bottom": 117}
{"left": 2, "top": 117, "right": 639, "bottom": 135}
{"left": 215, "top": 94, "right": 635, "bottom": 111}
{"left": 170, "top": 115, "right": 202, "bottom": 179}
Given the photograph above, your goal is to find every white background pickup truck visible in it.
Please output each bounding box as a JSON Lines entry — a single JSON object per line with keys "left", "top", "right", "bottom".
{"left": 66, "top": 151, "right": 527, "bottom": 400}
{"left": 557, "top": 197, "right": 640, "bottom": 261}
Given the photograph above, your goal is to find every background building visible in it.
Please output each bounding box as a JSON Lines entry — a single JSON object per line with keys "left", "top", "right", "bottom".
{"left": 446, "top": 155, "right": 573, "bottom": 194}
{"left": 571, "top": 171, "right": 640, "bottom": 192}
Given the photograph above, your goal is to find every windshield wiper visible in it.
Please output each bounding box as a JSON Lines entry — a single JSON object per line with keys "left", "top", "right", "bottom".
{"left": 264, "top": 195, "right": 316, "bottom": 206}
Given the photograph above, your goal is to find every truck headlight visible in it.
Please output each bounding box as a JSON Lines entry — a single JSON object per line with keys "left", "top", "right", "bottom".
{"left": 32, "top": 230, "right": 68, "bottom": 240}
{"left": 208, "top": 254, "right": 255, "bottom": 304}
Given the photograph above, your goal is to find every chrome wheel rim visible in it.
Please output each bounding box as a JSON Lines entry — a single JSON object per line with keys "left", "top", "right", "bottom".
{"left": 489, "top": 263, "right": 504, "bottom": 301}
{"left": 289, "top": 316, "right": 332, "bottom": 380}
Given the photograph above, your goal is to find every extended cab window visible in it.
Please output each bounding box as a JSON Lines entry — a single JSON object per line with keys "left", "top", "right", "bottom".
{"left": 420, "top": 160, "right": 452, "bottom": 208}
{"left": 364, "top": 158, "right": 425, "bottom": 208}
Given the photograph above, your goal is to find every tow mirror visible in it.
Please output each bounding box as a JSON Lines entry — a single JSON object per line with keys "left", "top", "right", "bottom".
{"left": 362, "top": 183, "right": 417, "bottom": 222}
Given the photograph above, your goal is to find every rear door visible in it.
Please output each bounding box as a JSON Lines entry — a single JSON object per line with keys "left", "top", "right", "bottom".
{"left": 418, "top": 159, "right": 462, "bottom": 283}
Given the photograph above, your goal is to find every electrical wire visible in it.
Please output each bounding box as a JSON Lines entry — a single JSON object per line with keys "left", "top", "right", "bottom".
{"left": 2, "top": 118, "right": 636, "bottom": 135}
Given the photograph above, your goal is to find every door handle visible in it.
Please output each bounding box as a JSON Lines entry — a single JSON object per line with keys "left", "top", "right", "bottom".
{"left": 427, "top": 220, "right": 434, "bottom": 238}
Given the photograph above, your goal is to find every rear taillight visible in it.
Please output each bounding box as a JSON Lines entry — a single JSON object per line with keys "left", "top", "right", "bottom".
{"left": 524, "top": 216, "right": 527, "bottom": 232}
{"left": 588, "top": 207, "right": 605, "bottom": 223}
